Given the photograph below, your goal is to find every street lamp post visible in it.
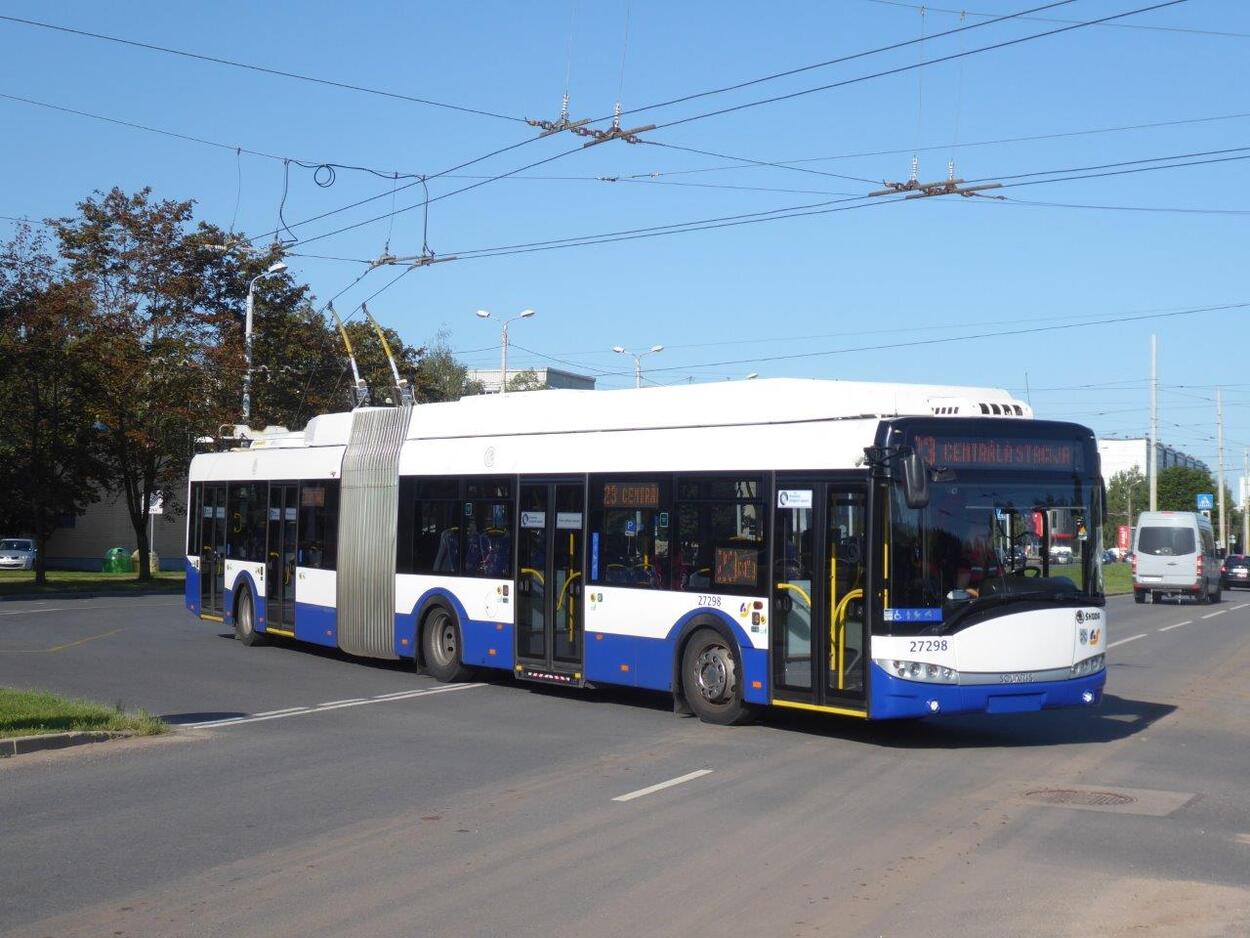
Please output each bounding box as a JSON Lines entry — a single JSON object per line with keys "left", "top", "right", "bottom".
{"left": 476, "top": 308, "right": 534, "bottom": 395}
{"left": 612, "top": 344, "right": 664, "bottom": 388}
{"left": 242, "top": 261, "right": 287, "bottom": 423}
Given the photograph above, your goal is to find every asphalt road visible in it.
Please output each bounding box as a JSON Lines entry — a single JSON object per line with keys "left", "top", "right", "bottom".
{"left": 2, "top": 590, "right": 1249, "bottom": 937}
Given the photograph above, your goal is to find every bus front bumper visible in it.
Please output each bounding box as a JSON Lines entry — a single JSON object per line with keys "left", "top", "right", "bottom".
{"left": 868, "top": 663, "right": 1106, "bottom": 720}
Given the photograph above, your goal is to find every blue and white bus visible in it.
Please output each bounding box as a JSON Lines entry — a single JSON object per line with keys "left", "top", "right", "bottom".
{"left": 185, "top": 378, "right": 1107, "bottom": 723}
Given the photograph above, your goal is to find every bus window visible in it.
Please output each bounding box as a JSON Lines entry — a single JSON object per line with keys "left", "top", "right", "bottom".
{"left": 675, "top": 476, "right": 766, "bottom": 594}
{"left": 298, "top": 480, "right": 340, "bottom": 570}
{"left": 464, "top": 477, "right": 513, "bottom": 578}
{"left": 226, "top": 482, "right": 267, "bottom": 562}
{"left": 590, "top": 477, "right": 671, "bottom": 589}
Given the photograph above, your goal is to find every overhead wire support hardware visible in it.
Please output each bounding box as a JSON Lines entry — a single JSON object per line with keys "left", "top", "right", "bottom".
{"left": 370, "top": 252, "right": 457, "bottom": 268}
{"left": 867, "top": 177, "right": 1003, "bottom": 198}
{"left": 574, "top": 101, "right": 654, "bottom": 147}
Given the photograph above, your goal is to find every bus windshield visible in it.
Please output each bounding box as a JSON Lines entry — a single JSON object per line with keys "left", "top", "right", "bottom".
{"left": 888, "top": 475, "right": 1103, "bottom": 635}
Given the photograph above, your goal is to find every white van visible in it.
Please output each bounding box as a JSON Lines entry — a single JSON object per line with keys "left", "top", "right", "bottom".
{"left": 1132, "top": 511, "right": 1221, "bottom": 604}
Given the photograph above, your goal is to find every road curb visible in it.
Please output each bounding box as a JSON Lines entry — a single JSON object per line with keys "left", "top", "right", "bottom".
{"left": 0, "top": 730, "right": 126, "bottom": 758}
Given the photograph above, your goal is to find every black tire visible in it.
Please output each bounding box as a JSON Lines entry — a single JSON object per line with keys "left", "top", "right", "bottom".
{"left": 1134, "top": 590, "right": 1146, "bottom": 604}
{"left": 680, "top": 628, "right": 756, "bottom": 726}
{"left": 233, "top": 586, "right": 266, "bottom": 646}
{"left": 422, "top": 606, "right": 471, "bottom": 683}
{"left": 1197, "top": 586, "right": 1210, "bottom": 605}
{"left": 1212, "top": 585, "right": 1223, "bottom": 603}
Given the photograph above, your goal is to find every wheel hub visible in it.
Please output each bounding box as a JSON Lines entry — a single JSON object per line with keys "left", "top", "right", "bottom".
{"left": 695, "top": 646, "right": 736, "bottom": 703}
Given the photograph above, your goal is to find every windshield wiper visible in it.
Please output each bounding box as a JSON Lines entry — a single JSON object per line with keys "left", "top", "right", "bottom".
{"left": 940, "top": 590, "right": 1079, "bottom": 633}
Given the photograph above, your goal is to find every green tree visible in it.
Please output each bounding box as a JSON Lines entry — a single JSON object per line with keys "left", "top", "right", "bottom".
{"left": 1104, "top": 467, "right": 1148, "bottom": 546}
{"left": 506, "top": 368, "right": 545, "bottom": 392}
{"left": 413, "top": 327, "right": 483, "bottom": 402}
{"left": 1155, "top": 465, "right": 1218, "bottom": 514}
{"left": 0, "top": 225, "right": 107, "bottom": 583}
{"left": 52, "top": 188, "right": 256, "bottom": 579}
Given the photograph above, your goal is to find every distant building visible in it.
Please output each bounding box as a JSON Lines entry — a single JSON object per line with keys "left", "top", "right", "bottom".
{"left": 1098, "top": 437, "right": 1209, "bottom": 484}
{"left": 42, "top": 487, "right": 186, "bottom": 572}
{"left": 467, "top": 367, "right": 596, "bottom": 393}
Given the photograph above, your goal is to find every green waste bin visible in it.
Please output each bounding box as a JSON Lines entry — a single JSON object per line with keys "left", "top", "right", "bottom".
{"left": 103, "top": 547, "right": 132, "bottom": 573}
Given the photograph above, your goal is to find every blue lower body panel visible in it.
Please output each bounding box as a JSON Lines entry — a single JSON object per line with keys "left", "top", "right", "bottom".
{"left": 584, "top": 619, "right": 769, "bottom": 705}
{"left": 868, "top": 662, "right": 1106, "bottom": 719}
{"left": 295, "top": 602, "right": 337, "bottom": 647}
{"left": 184, "top": 560, "right": 200, "bottom": 615}
{"left": 461, "top": 618, "right": 513, "bottom": 669}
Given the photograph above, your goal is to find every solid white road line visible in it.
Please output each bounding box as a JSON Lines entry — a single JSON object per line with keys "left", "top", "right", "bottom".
{"left": 317, "top": 698, "right": 366, "bottom": 707}
{"left": 1108, "top": 633, "right": 1147, "bottom": 649}
{"left": 1201, "top": 610, "right": 1228, "bottom": 619}
{"left": 612, "top": 769, "right": 714, "bottom": 803}
{"left": 183, "top": 683, "right": 483, "bottom": 729}
{"left": 1158, "top": 621, "right": 1192, "bottom": 632}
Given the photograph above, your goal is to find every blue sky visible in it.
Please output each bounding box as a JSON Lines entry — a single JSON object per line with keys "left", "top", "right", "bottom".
{"left": 2, "top": 0, "right": 1248, "bottom": 480}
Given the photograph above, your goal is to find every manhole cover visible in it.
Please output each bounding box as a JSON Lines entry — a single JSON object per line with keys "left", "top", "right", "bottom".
{"left": 1025, "top": 788, "right": 1137, "bottom": 807}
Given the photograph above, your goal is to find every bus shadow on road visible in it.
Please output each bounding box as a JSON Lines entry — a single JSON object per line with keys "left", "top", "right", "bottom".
{"left": 760, "top": 693, "right": 1176, "bottom": 749}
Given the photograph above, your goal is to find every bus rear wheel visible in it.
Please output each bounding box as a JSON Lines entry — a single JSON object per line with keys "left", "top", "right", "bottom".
{"left": 681, "top": 629, "right": 755, "bottom": 726}
{"left": 423, "top": 607, "right": 471, "bottom": 683}
{"left": 234, "top": 587, "right": 266, "bottom": 646}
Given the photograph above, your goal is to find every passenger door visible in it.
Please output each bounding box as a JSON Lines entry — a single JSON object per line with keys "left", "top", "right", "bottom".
{"left": 515, "top": 481, "right": 585, "bottom": 681}
{"left": 200, "top": 483, "right": 227, "bottom": 618}
{"left": 266, "top": 483, "right": 298, "bottom": 631}
{"left": 772, "top": 478, "right": 868, "bottom": 711}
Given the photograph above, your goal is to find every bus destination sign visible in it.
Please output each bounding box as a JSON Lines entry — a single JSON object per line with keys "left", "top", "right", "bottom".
{"left": 913, "top": 434, "right": 1083, "bottom": 471}
{"left": 602, "top": 482, "right": 661, "bottom": 509}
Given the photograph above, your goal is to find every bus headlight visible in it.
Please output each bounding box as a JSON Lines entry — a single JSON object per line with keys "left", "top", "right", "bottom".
{"left": 1071, "top": 654, "right": 1104, "bottom": 677}
{"left": 876, "top": 659, "right": 959, "bottom": 684}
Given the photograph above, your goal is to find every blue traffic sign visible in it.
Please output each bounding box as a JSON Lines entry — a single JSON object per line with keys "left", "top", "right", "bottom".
{"left": 1196, "top": 493, "right": 1215, "bottom": 511}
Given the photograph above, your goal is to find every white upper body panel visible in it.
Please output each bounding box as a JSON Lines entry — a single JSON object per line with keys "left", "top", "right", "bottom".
{"left": 190, "top": 378, "right": 1032, "bottom": 481}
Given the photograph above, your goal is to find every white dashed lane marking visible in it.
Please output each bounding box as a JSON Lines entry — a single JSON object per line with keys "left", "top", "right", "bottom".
{"left": 183, "top": 683, "right": 483, "bottom": 728}
{"left": 1158, "top": 620, "right": 1191, "bottom": 632}
{"left": 612, "top": 769, "right": 714, "bottom": 803}
{"left": 1201, "top": 610, "right": 1228, "bottom": 619}
{"left": 1108, "top": 633, "right": 1147, "bottom": 649}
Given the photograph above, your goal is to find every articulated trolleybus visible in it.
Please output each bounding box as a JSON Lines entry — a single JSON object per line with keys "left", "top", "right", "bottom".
{"left": 186, "top": 379, "right": 1107, "bottom": 724}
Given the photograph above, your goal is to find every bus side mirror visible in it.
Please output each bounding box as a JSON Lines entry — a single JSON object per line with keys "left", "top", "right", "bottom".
{"left": 903, "top": 450, "right": 930, "bottom": 510}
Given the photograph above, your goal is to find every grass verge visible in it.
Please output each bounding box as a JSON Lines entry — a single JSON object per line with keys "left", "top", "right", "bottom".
{"left": 0, "top": 570, "right": 184, "bottom": 597}
{"left": 1104, "top": 563, "right": 1132, "bottom": 595}
{"left": 0, "top": 687, "right": 167, "bottom": 740}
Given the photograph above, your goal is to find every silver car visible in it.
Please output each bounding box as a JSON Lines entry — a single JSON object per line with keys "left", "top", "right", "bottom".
{"left": 0, "top": 538, "right": 36, "bottom": 570}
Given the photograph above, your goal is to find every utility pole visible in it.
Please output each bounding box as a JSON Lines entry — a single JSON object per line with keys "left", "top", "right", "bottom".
{"left": 1217, "top": 387, "right": 1226, "bottom": 550}
{"left": 1243, "top": 448, "right": 1249, "bottom": 555}
{"left": 1149, "top": 334, "right": 1158, "bottom": 511}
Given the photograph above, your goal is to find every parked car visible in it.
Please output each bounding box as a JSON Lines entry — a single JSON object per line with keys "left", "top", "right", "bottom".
{"left": 1048, "top": 544, "right": 1074, "bottom": 564}
{"left": 1132, "top": 511, "right": 1221, "bottom": 604}
{"left": 1221, "top": 554, "right": 1250, "bottom": 590}
{"left": 0, "top": 538, "right": 36, "bottom": 570}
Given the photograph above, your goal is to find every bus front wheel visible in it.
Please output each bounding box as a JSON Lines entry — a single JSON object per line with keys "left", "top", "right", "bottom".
{"left": 422, "top": 607, "right": 471, "bottom": 683}
{"left": 681, "top": 629, "right": 755, "bottom": 726}
{"left": 234, "top": 587, "right": 266, "bottom": 647}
